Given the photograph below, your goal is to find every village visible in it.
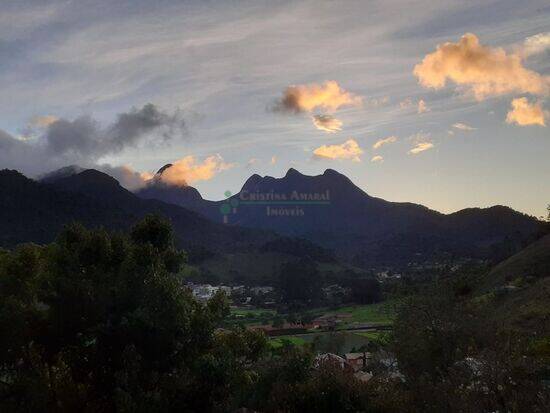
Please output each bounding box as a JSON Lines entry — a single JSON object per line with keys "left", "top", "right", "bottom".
{"left": 185, "top": 280, "right": 395, "bottom": 384}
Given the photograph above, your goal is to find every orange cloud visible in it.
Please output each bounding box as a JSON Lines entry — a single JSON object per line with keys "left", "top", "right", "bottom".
{"left": 371, "top": 155, "right": 384, "bottom": 163}
{"left": 372, "top": 135, "right": 397, "bottom": 149}
{"left": 399, "top": 98, "right": 413, "bottom": 109}
{"left": 408, "top": 142, "right": 434, "bottom": 155}
{"left": 30, "top": 115, "right": 59, "bottom": 128}
{"left": 311, "top": 114, "right": 343, "bottom": 133}
{"left": 275, "top": 80, "right": 362, "bottom": 113}
{"left": 313, "top": 139, "right": 363, "bottom": 162}
{"left": 414, "top": 33, "right": 549, "bottom": 100}
{"left": 160, "top": 155, "right": 234, "bottom": 185}
{"left": 452, "top": 122, "right": 476, "bottom": 131}
{"left": 506, "top": 98, "right": 547, "bottom": 126}
{"left": 417, "top": 99, "right": 429, "bottom": 113}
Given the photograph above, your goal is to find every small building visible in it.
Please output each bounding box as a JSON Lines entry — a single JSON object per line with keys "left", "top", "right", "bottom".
{"left": 312, "top": 313, "right": 352, "bottom": 328}
{"left": 345, "top": 352, "right": 371, "bottom": 371}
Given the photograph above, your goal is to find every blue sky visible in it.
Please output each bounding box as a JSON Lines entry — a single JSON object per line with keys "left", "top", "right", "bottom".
{"left": 0, "top": 0, "right": 549, "bottom": 217}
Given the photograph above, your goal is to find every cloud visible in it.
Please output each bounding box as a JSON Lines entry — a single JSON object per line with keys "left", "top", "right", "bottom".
{"left": 399, "top": 98, "right": 428, "bottom": 113}
{"left": 0, "top": 103, "right": 186, "bottom": 177}
{"left": 414, "top": 33, "right": 549, "bottom": 100}
{"left": 311, "top": 114, "right": 343, "bottom": 133}
{"left": 273, "top": 81, "right": 362, "bottom": 113}
{"left": 246, "top": 158, "right": 260, "bottom": 167}
{"left": 371, "top": 155, "right": 384, "bottom": 163}
{"left": 372, "top": 135, "right": 397, "bottom": 149}
{"left": 399, "top": 98, "right": 413, "bottom": 109}
{"left": 270, "top": 156, "right": 277, "bottom": 165}
{"left": 29, "top": 115, "right": 60, "bottom": 128}
{"left": 408, "top": 142, "right": 434, "bottom": 155}
{"left": 313, "top": 139, "right": 363, "bottom": 162}
{"left": 452, "top": 122, "right": 476, "bottom": 131}
{"left": 520, "top": 32, "right": 550, "bottom": 58}
{"left": 43, "top": 103, "right": 185, "bottom": 161}
{"left": 98, "top": 164, "right": 154, "bottom": 191}
{"left": 506, "top": 97, "right": 547, "bottom": 126}
{"left": 366, "top": 96, "right": 390, "bottom": 107}
{"left": 159, "top": 155, "right": 234, "bottom": 186}
{"left": 417, "top": 99, "right": 429, "bottom": 113}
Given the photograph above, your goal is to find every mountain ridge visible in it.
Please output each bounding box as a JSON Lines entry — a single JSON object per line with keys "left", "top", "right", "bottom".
{"left": 0, "top": 168, "right": 276, "bottom": 254}
{"left": 33, "top": 165, "right": 541, "bottom": 266}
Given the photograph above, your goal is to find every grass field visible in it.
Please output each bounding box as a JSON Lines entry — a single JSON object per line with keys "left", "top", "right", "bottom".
{"left": 304, "top": 300, "right": 397, "bottom": 326}
{"left": 227, "top": 307, "right": 277, "bottom": 326}
{"left": 270, "top": 336, "right": 307, "bottom": 349}
{"left": 269, "top": 331, "right": 376, "bottom": 353}
{"left": 230, "top": 307, "right": 276, "bottom": 317}
{"left": 232, "top": 301, "right": 397, "bottom": 352}
{"left": 229, "top": 300, "right": 396, "bottom": 327}
{"left": 331, "top": 301, "right": 395, "bottom": 324}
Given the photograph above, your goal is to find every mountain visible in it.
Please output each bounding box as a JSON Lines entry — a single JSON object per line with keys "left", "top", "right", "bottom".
{"left": 39, "top": 165, "right": 85, "bottom": 183}
{"left": 135, "top": 166, "right": 540, "bottom": 265}
{"left": 135, "top": 164, "right": 213, "bottom": 211}
{"left": 486, "top": 233, "right": 550, "bottom": 287}
{"left": 0, "top": 169, "right": 275, "bottom": 255}
{"left": 476, "top": 234, "right": 550, "bottom": 332}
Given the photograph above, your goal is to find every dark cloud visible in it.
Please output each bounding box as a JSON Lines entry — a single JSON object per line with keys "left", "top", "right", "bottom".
{"left": 0, "top": 103, "right": 186, "bottom": 177}
{"left": 44, "top": 103, "right": 185, "bottom": 160}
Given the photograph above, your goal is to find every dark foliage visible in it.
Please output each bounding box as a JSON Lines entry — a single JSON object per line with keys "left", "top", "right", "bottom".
{"left": 0, "top": 217, "right": 267, "bottom": 412}
{"left": 260, "top": 237, "right": 337, "bottom": 263}
{"left": 278, "top": 258, "right": 322, "bottom": 305}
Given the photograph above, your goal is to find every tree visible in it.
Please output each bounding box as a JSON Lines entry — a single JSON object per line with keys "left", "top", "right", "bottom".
{"left": 278, "top": 258, "right": 322, "bottom": 305}
{"left": 0, "top": 218, "right": 267, "bottom": 412}
{"left": 346, "top": 277, "right": 382, "bottom": 304}
{"left": 251, "top": 349, "right": 374, "bottom": 413}
{"left": 390, "top": 278, "right": 550, "bottom": 412}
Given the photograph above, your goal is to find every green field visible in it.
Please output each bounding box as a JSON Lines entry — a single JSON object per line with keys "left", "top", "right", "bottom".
{"left": 331, "top": 301, "right": 395, "bottom": 324}
{"left": 355, "top": 331, "right": 383, "bottom": 340}
{"left": 228, "top": 301, "right": 396, "bottom": 328}
{"left": 303, "top": 300, "right": 396, "bottom": 326}
{"left": 269, "top": 331, "right": 375, "bottom": 353}
{"left": 230, "top": 301, "right": 396, "bottom": 353}
{"left": 230, "top": 307, "right": 276, "bottom": 317}
{"left": 227, "top": 307, "right": 277, "bottom": 326}
{"left": 269, "top": 336, "right": 308, "bottom": 349}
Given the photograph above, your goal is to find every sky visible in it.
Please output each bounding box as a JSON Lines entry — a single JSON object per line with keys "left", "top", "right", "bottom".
{"left": 0, "top": 0, "right": 549, "bottom": 218}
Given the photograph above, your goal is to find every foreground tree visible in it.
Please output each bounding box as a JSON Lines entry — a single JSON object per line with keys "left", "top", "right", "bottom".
{"left": 390, "top": 277, "right": 550, "bottom": 412}
{"left": 278, "top": 258, "right": 322, "bottom": 306}
{"left": 0, "top": 216, "right": 267, "bottom": 412}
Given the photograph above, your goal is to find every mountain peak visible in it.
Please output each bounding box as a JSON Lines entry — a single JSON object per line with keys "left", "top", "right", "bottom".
{"left": 285, "top": 168, "right": 303, "bottom": 178}
{"left": 323, "top": 168, "right": 342, "bottom": 177}
{"left": 242, "top": 173, "right": 263, "bottom": 188}
{"left": 40, "top": 165, "right": 85, "bottom": 183}
{"left": 156, "top": 163, "right": 173, "bottom": 175}
{"left": 151, "top": 163, "right": 188, "bottom": 187}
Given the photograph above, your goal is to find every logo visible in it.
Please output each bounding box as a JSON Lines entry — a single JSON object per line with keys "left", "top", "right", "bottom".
{"left": 220, "top": 189, "right": 331, "bottom": 224}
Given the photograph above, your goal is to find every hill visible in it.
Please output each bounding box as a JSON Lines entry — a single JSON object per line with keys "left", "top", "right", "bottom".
{"left": 0, "top": 169, "right": 275, "bottom": 255}
{"left": 486, "top": 234, "right": 550, "bottom": 287}
{"left": 476, "top": 234, "right": 550, "bottom": 332}
{"left": 135, "top": 166, "right": 541, "bottom": 266}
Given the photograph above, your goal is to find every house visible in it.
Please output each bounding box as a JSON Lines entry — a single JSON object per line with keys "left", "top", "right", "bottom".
{"left": 345, "top": 352, "right": 371, "bottom": 371}
{"left": 314, "top": 353, "right": 350, "bottom": 370}
{"left": 250, "top": 286, "right": 274, "bottom": 295}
